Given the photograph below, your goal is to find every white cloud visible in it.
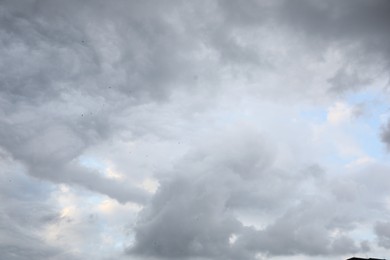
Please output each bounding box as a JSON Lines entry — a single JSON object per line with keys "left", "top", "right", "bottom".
{"left": 327, "top": 101, "right": 361, "bottom": 125}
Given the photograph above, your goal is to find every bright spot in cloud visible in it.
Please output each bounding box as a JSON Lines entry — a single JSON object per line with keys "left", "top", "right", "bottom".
{"left": 229, "top": 233, "right": 238, "bottom": 245}
{"left": 327, "top": 102, "right": 360, "bottom": 125}
{"left": 139, "top": 178, "right": 159, "bottom": 194}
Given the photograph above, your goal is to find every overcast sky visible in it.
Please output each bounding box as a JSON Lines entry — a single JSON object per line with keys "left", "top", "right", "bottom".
{"left": 1, "top": 1, "right": 390, "bottom": 260}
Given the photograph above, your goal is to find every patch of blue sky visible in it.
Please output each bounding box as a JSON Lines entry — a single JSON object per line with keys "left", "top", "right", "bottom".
{"left": 346, "top": 88, "right": 388, "bottom": 127}
{"left": 68, "top": 183, "right": 107, "bottom": 206}
{"left": 299, "top": 106, "right": 327, "bottom": 123}
{"left": 299, "top": 89, "right": 388, "bottom": 164}
{"left": 324, "top": 152, "right": 353, "bottom": 167}
{"left": 79, "top": 155, "right": 107, "bottom": 171}
{"left": 77, "top": 155, "right": 116, "bottom": 203}
{"left": 349, "top": 226, "right": 376, "bottom": 243}
{"left": 346, "top": 90, "right": 388, "bottom": 159}
{"left": 354, "top": 124, "right": 385, "bottom": 159}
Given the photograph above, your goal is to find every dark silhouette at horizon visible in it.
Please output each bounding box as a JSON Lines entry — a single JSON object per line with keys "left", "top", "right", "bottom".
{"left": 347, "top": 258, "right": 386, "bottom": 260}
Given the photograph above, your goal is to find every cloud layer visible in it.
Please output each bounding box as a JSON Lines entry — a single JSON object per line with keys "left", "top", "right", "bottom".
{"left": 1, "top": 0, "right": 390, "bottom": 259}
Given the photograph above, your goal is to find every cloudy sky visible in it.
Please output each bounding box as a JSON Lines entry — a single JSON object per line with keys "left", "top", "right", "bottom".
{"left": 1, "top": 0, "right": 390, "bottom": 259}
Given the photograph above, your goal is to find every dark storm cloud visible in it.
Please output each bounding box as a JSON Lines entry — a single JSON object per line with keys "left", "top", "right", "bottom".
{"left": 279, "top": 0, "right": 390, "bottom": 40}
{"left": 0, "top": 0, "right": 201, "bottom": 102}
{"left": 1, "top": 0, "right": 389, "bottom": 104}
{"left": 277, "top": 0, "right": 390, "bottom": 92}
{"left": 220, "top": 0, "right": 390, "bottom": 92}
{"left": 327, "top": 68, "right": 373, "bottom": 94}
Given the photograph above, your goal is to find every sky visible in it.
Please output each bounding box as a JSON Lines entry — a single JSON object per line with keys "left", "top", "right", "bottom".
{"left": 1, "top": 0, "right": 390, "bottom": 260}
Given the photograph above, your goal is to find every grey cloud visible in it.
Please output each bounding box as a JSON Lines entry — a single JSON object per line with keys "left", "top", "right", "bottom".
{"left": 218, "top": 0, "right": 271, "bottom": 27}
{"left": 237, "top": 199, "right": 367, "bottom": 257}
{"left": 278, "top": 0, "right": 390, "bottom": 48}
{"left": 217, "top": 0, "right": 390, "bottom": 71}
{"left": 380, "top": 120, "right": 390, "bottom": 150}
{"left": 127, "top": 130, "right": 261, "bottom": 259}
{"left": 2, "top": 0, "right": 390, "bottom": 109}
{"left": 129, "top": 174, "right": 242, "bottom": 259}
{"left": 325, "top": 163, "right": 390, "bottom": 229}
{"left": 327, "top": 68, "right": 373, "bottom": 94}
{"left": 375, "top": 221, "right": 390, "bottom": 249}
{"left": 351, "top": 163, "right": 390, "bottom": 208}
{"left": 277, "top": 0, "right": 390, "bottom": 88}
{"left": 1, "top": 1, "right": 390, "bottom": 259}
{"left": 0, "top": 118, "right": 149, "bottom": 204}
{"left": 129, "top": 128, "right": 367, "bottom": 259}
{"left": 128, "top": 129, "right": 267, "bottom": 259}
{"left": 0, "top": 158, "right": 79, "bottom": 260}
{"left": 331, "top": 235, "right": 361, "bottom": 255}
{"left": 0, "top": 152, "right": 142, "bottom": 260}
{"left": 47, "top": 163, "right": 150, "bottom": 204}
{"left": 0, "top": 244, "right": 72, "bottom": 260}
{"left": 0, "top": 0, "right": 230, "bottom": 204}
